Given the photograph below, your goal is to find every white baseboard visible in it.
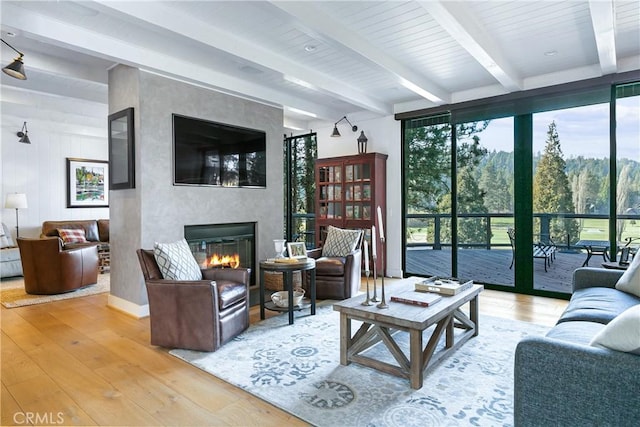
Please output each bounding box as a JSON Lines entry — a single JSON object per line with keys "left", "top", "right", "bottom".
{"left": 107, "top": 294, "right": 149, "bottom": 318}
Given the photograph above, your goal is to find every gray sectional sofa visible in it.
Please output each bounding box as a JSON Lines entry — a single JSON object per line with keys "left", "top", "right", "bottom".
{"left": 514, "top": 267, "right": 640, "bottom": 426}
{"left": 1, "top": 222, "right": 23, "bottom": 278}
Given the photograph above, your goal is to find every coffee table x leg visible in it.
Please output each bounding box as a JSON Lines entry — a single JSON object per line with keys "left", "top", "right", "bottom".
{"left": 339, "top": 295, "right": 479, "bottom": 390}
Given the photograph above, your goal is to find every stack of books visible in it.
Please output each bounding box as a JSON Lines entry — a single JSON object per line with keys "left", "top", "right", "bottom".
{"left": 390, "top": 289, "right": 442, "bottom": 307}
{"left": 415, "top": 277, "right": 473, "bottom": 296}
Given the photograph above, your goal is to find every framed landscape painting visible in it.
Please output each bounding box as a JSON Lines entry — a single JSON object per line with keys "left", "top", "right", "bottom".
{"left": 66, "top": 158, "right": 109, "bottom": 208}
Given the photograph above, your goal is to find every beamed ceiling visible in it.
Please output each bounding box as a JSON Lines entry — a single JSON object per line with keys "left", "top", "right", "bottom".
{"left": 1, "top": 1, "right": 639, "bottom": 129}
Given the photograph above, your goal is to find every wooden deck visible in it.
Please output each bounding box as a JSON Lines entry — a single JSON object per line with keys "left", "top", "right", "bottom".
{"left": 405, "top": 247, "right": 603, "bottom": 293}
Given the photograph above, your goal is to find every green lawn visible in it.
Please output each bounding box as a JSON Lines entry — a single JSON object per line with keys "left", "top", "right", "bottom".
{"left": 407, "top": 217, "right": 639, "bottom": 247}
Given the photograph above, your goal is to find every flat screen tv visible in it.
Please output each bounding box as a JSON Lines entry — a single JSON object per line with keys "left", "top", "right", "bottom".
{"left": 173, "top": 114, "right": 267, "bottom": 188}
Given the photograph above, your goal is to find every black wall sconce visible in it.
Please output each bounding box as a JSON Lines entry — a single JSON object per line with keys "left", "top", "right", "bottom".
{"left": 331, "top": 116, "right": 357, "bottom": 137}
{"left": 1, "top": 38, "right": 27, "bottom": 80}
{"left": 357, "top": 131, "right": 368, "bottom": 154}
{"left": 17, "top": 121, "right": 31, "bottom": 144}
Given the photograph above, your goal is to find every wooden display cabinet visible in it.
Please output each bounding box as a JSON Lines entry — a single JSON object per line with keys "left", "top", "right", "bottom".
{"left": 315, "top": 152, "right": 387, "bottom": 272}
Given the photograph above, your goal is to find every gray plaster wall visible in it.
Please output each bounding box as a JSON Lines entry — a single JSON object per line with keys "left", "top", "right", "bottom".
{"left": 109, "top": 66, "right": 283, "bottom": 309}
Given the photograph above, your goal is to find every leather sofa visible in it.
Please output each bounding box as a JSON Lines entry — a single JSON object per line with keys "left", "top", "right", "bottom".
{"left": 41, "top": 219, "right": 109, "bottom": 249}
{"left": 137, "top": 249, "right": 250, "bottom": 352}
{"left": 17, "top": 237, "right": 99, "bottom": 294}
{"left": 1, "top": 222, "right": 22, "bottom": 278}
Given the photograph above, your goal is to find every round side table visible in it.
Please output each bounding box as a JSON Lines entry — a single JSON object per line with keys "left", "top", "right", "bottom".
{"left": 259, "top": 258, "right": 316, "bottom": 325}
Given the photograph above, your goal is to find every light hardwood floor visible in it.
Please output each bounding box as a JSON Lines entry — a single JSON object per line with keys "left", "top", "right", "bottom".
{"left": 1, "top": 279, "right": 568, "bottom": 426}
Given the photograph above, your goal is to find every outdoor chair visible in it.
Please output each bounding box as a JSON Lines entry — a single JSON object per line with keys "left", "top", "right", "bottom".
{"left": 618, "top": 236, "right": 639, "bottom": 263}
{"left": 507, "top": 228, "right": 557, "bottom": 272}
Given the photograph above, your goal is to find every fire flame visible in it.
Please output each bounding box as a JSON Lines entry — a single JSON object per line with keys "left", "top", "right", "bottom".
{"left": 208, "top": 253, "right": 240, "bottom": 269}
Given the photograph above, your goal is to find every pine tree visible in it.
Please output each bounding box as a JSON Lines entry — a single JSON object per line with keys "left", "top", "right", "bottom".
{"left": 533, "top": 121, "right": 580, "bottom": 242}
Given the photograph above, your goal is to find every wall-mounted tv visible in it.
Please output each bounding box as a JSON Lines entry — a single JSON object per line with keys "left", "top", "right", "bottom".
{"left": 173, "top": 114, "right": 267, "bottom": 188}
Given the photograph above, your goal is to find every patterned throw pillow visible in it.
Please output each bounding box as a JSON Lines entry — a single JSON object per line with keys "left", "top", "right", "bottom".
{"left": 58, "top": 228, "right": 88, "bottom": 244}
{"left": 322, "top": 226, "right": 362, "bottom": 257}
{"left": 153, "top": 238, "right": 203, "bottom": 281}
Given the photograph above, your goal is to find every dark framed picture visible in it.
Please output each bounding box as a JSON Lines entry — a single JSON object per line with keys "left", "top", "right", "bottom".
{"left": 66, "top": 158, "right": 109, "bottom": 208}
{"left": 108, "top": 107, "right": 135, "bottom": 190}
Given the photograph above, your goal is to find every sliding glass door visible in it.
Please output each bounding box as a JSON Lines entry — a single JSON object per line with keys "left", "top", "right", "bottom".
{"left": 403, "top": 116, "right": 453, "bottom": 279}
{"left": 402, "top": 79, "right": 639, "bottom": 298}
{"left": 531, "top": 103, "right": 610, "bottom": 292}
{"left": 615, "top": 85, "right": 640, "bottom": 257}
{"left": 455, "top": 118, "right": 515, "bottom": 286}
{"left": 284, "top": 133, "right": 317, "bottom": 248}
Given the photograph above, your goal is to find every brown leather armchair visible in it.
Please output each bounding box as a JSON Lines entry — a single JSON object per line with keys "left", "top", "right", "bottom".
{"left": 305, "top": 233, "right": 363, "bottom": 300}
{"left": 17, "top": 237, "right": 99, "bottom": 295}
{"left": 136, "top": 249, "right": 250, "bottom": 352}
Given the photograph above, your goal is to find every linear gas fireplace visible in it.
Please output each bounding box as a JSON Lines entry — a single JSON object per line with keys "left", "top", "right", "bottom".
{"left": 184, "top": 222, "right": 256, "bottom": 286}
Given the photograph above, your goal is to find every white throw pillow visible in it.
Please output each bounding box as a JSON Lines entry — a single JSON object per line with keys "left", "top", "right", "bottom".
{"left": 615, "top": 252, "right": 640, "bottom": 298}
{"left": 590, "top": 305, "right": 640, "bottom": 355}
{"left": 322, "top": 226, "right": 362, "bottom": 257}
{"left": 153, "top": 239, "right": 203, "bottom": 281}
{"left": 0, "top": 223, "right": 14, "bottom": 248}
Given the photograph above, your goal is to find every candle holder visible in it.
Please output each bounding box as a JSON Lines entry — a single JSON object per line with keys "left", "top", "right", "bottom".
{"left": 377, "top": 236, "right": 389, "bottom": 309}
{"left": 273, "top": 239, "right": 286, "bottom": 259}
{"left": 371, "top": 254, "right": 379, "bottom": 302}
{"left": 361, "top": 269, "right": 372, "bottom": 306}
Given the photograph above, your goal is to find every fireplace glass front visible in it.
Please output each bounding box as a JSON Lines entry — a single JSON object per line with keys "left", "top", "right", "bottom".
{"left": 184, "top": 222, "right": 256, "bottom": 286}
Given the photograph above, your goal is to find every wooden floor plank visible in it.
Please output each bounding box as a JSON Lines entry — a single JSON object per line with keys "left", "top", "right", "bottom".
{"left": 94, "top": 361, "right": 227, "bottom": 426}
{"left": 1, "top": 332, "right": 46, "bottom": 387}
{"left": 1, "top": 281, "right": 568, "bottom": 426}
{"left": 6, "top": 374, "right": 97, "bottom": 426}
{"left": 1, "top": 383, "right": 23, "bottom": 426}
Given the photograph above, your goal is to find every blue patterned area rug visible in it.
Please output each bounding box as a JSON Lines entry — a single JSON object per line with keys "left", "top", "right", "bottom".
{"left": 170, "top": 305, "right": 549, "bottom": 427}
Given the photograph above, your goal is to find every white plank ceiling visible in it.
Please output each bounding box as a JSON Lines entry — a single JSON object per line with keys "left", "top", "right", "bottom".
{"left": 1, "top": 0, "right": 638, "bottom": 127}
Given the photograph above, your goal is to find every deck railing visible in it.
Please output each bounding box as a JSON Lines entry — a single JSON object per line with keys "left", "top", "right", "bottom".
{"left": 405, "top": 212, "right": 640, "bottom": 250}
{"left": 288, "top": 212, "right": 639, "bottom": 252}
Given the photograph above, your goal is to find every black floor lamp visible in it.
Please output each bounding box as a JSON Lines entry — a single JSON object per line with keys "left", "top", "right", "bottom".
{"left": 5, "top": 193, "right": 27, "bottom": 238}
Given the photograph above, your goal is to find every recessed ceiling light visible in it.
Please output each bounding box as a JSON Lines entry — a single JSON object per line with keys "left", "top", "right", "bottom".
{"left": 304, "top": 44, "right": 317, "bottom": 52}
{"left": 544, "top": 50, "right": 558, "bottom": 57}
{"left": 6, "top": 32, "right": 16, "bottom": 37}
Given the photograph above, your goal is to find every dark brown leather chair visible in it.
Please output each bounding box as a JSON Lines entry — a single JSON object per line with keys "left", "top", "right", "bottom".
{"left": 136, "top": 249, "right": 250, "bottom": 352}
{"left": 305, "top": 232, "right": 363, "bottom": 300}
{"left": 17, "top": 237, "right": 99, "bottom": 295}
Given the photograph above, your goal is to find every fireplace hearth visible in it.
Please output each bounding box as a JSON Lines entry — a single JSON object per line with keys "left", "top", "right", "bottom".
{"left": 185, "top": 222, "right": 256, "bottom": 286}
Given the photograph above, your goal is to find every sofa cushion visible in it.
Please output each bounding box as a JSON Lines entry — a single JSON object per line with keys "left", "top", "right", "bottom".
{"left": 315, "top": 257, "right": 347, "bottom": 276}
{"left": 42, "top": 220, "right": 100, "bottom": 242}
{"left": 590, "top": 305, "right": 640, "bottom": 355}
{"left": 216, "top": 280, "right": 247, "bottom": 310}
{"left": 97, "top": 219, "right": 110, "bottom": 242}
{"left": 322, "top": 226, "right": 362, "bottom": 257}
{"left": 0, "top": 246, "right": 21, "bottom": 262}
{"left": 615, "top": 253, "right": 640, "bottom": 298}
{"left": 545, "top": 321, "right": 606, "bottom": 346}
{"left": 558, "top": 287, "right": 640, "bottom": 325}
{"left": 153, "top": 239, "right": 202, "bottom": 281}
{"left": 58, "top": 228, "right": 88, "bottom": 244}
